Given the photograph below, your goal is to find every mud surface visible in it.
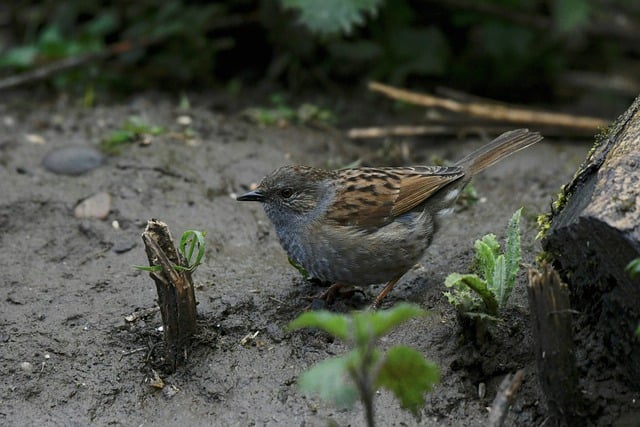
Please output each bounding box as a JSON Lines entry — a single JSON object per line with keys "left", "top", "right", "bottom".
{"left": 0, "top": 92, "right": 635, "bottom": 426}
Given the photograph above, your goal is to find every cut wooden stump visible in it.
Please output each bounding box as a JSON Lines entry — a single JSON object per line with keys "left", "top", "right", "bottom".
{"left": 527, "top": 264, "right": 583, "bottom": 425}
{"left": 541, "top": 94, "right": 640, "bottom": 386}
{"left": 141, "top": 219, "right": 198, "bottom": 371}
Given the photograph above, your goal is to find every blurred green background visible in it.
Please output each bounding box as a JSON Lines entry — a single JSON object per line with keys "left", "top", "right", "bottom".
{"left": 1, "top": 0, "right": 637, "bottom": 111}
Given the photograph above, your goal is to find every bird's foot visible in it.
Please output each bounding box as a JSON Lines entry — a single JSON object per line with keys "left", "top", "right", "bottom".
{"left": 304, "top": 283, "right": 365, "bottom": 310}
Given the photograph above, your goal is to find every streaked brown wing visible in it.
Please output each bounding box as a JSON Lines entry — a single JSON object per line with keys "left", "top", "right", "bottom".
{"left": 325, "top": 166, "right": 464, "bottom": 227}
{"left": 390, "top": 166, "right": 464, "bottom": 216}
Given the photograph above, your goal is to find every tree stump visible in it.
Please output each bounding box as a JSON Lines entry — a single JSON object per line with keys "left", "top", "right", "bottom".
{"left": 527, "top": 264, "right": 582, "bottom": 425}
{"left": 541, "top": 94, "right": 640, "bottom": 386}
{"left": 141, "top": 219, "right": 198, "bottom": 371}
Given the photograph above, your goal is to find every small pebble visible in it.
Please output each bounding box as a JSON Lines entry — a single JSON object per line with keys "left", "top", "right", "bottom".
{"left": 74, "top": 192, "right": 111, "bottom": 219}
{"left": 19, "top": 361, "right": 34, "bottom": 373}
{"left": 176, "top": 115, "right": 192, "bottom": 126}
{"left": 26, "top": 134, "right": 45, "bottom": 144}
{"left": 478, "top": 382, "right": 486, "bottom": 399}
{"left": 113, "top": 240, "right": 136, "bottom": 254}
{"left": 42, "top": 146, "right": 104, "bottom": 175}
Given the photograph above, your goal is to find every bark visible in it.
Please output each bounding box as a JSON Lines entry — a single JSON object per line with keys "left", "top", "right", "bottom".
{"left": 541, "top": 94, "right": 640, "bottom": 386}
{"left": 527, "top": 264, "right": 583, "bottom": 425}
{"left": 141, "top": 219, "right": 198, "bottom": 371}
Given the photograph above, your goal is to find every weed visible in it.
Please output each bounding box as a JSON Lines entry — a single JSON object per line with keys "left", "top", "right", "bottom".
{"left": 242, "top": 94, "right": 335, "bottom": 127}
{"left": 99, "top": 116, "right": 165, "bottom": 154}
{"left": 288, "top": 303, "right": 439, "bottom": 426}
{"left": 444, "top": 208, "right": 522, "bottom": 321}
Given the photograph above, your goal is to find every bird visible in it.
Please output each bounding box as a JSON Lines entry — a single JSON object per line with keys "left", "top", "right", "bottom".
{"left": 237, "top": 129, "right": 542, "bottom": 309}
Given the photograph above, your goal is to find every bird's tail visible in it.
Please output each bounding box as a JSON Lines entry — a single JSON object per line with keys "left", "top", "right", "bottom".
{"left": 456, "top": 129, "right": 543, "bottom": 176}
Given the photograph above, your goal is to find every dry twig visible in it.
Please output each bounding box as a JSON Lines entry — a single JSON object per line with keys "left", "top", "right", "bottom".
{"left": 368, "top": 81, "right": 609, "bottom": 133}
{"left": 488, "top": 369, "right": 525, "bottom": 427}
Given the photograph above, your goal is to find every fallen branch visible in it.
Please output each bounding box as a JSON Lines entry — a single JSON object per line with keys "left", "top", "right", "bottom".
{"left": 368, "top": 81, "right": 609, "bottom": 133}
{"left": 487, "top": 369, "right": 525, "bottom": 427}
{"left": 347, "top": 122, "right": 596, "bottom": 139}
{"left": 348, "top": 124, "right": 454, "bottom": 138}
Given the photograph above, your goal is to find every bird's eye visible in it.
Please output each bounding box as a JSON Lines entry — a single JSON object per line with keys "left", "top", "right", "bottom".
{"left": 280, "top": 188, "right": 293, "bottom": 198}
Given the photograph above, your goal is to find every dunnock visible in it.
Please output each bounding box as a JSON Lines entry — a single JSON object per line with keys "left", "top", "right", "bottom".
{"left": 238, "top": 129, "right": 542, "bottom": 308}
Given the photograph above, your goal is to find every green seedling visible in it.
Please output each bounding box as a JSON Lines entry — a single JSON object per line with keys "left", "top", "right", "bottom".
{"left": 444, "top": 208, "right": 522, "bottom": 321}
{"left": 99, "top": 116, "right": 166, "bottom": 154}
{"left": 288, "top": 303, "right": 439, "bottom": 427}
{"left": 243, "top": 94, "right": 335, "bottom": 127}
{"left": 135, "top": 229, "right": 206, "bottom": 274}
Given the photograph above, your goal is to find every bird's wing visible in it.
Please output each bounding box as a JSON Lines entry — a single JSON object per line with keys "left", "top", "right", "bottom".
{"left": 325, "top": 166, "right": 464, "bottom": 227}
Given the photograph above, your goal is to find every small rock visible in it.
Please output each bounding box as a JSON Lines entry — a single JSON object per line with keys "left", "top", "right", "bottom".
{"left": 19, "top": 361, "right": 34, "bottom": 373}
{"left": 26, "top": 133, "right": 45, "bottom": 144}
{"left": 74, "top": 192, "right": 111, "bottom": 220}
{"left": 112, "top": 240, "right": 136, "bottom": 254}
{"left": 177, "top": 115, "right": 192, "bottom": 126}
{"left": 42, "top": 146, "right": 104, "bottom": 175}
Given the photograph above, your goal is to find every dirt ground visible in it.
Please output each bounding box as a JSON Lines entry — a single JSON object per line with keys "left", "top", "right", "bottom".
{"left": 0, "top": 91, "right": 635, "bottom": 426}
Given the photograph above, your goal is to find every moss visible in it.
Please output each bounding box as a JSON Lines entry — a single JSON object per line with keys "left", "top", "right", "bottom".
{"left": 536, "top": 184, "right": 571, "bottom": 240}
{"left": 535, "top": 250, "right": 554, "bottom": 265}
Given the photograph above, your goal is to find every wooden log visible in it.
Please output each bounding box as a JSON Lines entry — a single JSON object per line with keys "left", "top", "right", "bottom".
{"left": 141, "top": 219, "right": 198, "bottom": 371}
{"left": 541, "top": 94, "right": 640, "bottom": 386}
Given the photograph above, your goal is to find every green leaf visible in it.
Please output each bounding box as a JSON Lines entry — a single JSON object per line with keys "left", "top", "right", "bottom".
{"left": 353, "top": 303, "right": 427, "bottom": 344}
{"left": 491, "top": 255, "right": 507, "bottom": 308}
{"left": 474, "top": 234, "right": 499, "bottom": 283}
{"left": 280, "top": 0, "right": 384, "bottom": 35}
{"left": 0, "top": 46, "right": 39, "bottom": 68}
{"left": 445, "top": 273, "right": 498, "bottom": 316}
{"left": 504, "top": 208, "right": 522, "bottom": 301}
{"left": 443, "top": 276, "right": 478, "bottom": 312}
{"left": 626, "top": 258, "right": 640, "bottom": 279}
{"left": 298, "top": 351, "right": 359, "bottom": 409}
{"left": 132, "top": 265, "right": 162, "bottom": 272}
{"left": 288, "top": 311, "right": 351, "bottom": 341}
{"left": 376, "top": 346, "right": 439, "bottom": 419}
{"left": 179, "top": 229, "right": 206, "bottom": 272}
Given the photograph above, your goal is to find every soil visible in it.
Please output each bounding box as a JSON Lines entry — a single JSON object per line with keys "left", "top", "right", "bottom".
{"left": 0, "top": 91, "right": 636, "bottom": 426}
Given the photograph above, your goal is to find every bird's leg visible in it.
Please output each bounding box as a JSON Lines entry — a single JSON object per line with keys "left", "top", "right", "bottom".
{"left": 317, "top": 282, "right": 346, "bottom": 303}
{"left": 370, "top": 274, "right": 402, "bottom": 310}
{"left": 319, "top": 283, "right": 367, "bottom": 301}
{"left": 304, "top": 283, "right": 366, "bottom": 309}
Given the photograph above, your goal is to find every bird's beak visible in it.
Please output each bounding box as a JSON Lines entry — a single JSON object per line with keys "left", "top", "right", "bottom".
{"left": 236, "top": 189, "right": 265, "bottom": 202}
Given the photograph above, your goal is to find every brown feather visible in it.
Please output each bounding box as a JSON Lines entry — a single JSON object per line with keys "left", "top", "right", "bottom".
{"left": 325, "top": 166, "right": 464, "bottom": 227}
{"left": 390, "top": 166, "right": 464, "bottom": 216}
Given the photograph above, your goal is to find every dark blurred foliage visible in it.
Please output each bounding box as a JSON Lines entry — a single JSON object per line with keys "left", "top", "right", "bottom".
{"left": 0, "top": 0, "right": 638, "bottom": 103}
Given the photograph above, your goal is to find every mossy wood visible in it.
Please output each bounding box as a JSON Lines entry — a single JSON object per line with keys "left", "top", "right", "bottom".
{"left": 541, "top": 94, "right": 640, "bottom": 386}
{"left": 141, "top": 219, "right": 198, "bottom": 371}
